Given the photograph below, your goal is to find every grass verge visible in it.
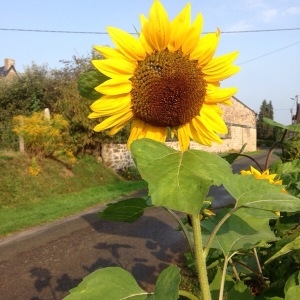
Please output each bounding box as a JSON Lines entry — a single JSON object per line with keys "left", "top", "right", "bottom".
{"left": 0, "top": 180, "right": 146, "bottom": 236}
{"left": 0, "top": 151, "right": 146, "bottom": 236}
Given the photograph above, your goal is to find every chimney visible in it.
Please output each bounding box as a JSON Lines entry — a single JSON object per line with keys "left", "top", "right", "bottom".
{"left": 4, "top": 58, "right": 15, "bottom": 71}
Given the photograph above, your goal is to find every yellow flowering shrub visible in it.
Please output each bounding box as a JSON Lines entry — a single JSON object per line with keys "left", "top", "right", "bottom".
{"left": 13, "top": 112, "right": 76, "bottom": 167}
{"left": 28, "top": 157, "right": 41, "bottom": 176}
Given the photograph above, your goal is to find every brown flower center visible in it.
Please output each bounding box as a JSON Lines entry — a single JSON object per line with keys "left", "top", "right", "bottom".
{"left": 130, "top": 49, "right": 206, "bottom": 128}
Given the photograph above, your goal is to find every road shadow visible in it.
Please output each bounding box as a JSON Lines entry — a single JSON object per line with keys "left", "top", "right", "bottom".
{"left": 80, "top": 207, "right": 188, "bottom": 289}
{"left": 29, "top": 267, "right": 81, "bottom": 300}
{"left": 27, "top": 207, "right": 188, "bottom": 299}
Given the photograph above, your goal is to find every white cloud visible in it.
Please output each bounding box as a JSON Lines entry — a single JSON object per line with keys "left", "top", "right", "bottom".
{"left": 285, "top": 6, "right": 300, "bottom": 15}
{"left": 226, "top": 20, "right": 254, "bottom": 32}
{"left": 245, "top": 0, "right": 267, "bottom": 9}
{"left": 260, "top": 8, "right": 279, "bottom": 22}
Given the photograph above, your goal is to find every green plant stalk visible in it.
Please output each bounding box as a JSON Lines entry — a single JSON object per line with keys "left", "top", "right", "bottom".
{"left": 264, "top": 128, "right": 287, "bottom": 170}
{"left": 165, "top": 208, "right": 195, "bottom": 260}
{"left": 219, "top": 252, "right": 238, "bottom": 300}
{"left": 203, "top": 207, "right": 239, "bottom": 258}
{"left": 179, "top": 290, "right": 199, "bottom": 300}
{"left": 219, "top": 255, "right": 229, "bottom": 300}
{"left": 229, "top": 258, "right": 240, "bottom": 281}
{"left": 191, "top": 214, "right": 211, "bottom": 300}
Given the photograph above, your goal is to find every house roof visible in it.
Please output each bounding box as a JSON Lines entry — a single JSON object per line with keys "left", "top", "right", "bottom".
{"left": 0, "top": 64, "right": 18, "bottom": 77}
{"left": 232, "top": 95, "right": 256, "bottom": 115}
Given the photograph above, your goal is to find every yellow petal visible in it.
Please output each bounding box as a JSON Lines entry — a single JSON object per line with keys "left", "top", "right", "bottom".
{"left": 93, "top": 46, "right": 125, "bottom": 60}
{"left": 177, "top": 124, "right": 191, "bottom": 151}
{"left": 107, "top": 26, "right": 146, "bottom": 62}
{"left": 93, "top": 110, "right": 133, "bottom": 132}
{"left": 205, "top": 86, "right": 238, "bottom": 103}
{"left": 95, "top": 78, "right": 132, "bottom": 95}
{"left": 222, "top": 99, "right": 232, "bottom": 106}
{"left": 139, "top": 32, "right": 154, "bottom": 55}
{"left": 241, "top": 170, "right": 252, "bottom": 176}
{"left": 108, "top": 118, "right": 130, "bottom": 136}
{"left": 191, "top": 116, "right": 222, "bottom": 143}
{"left": 127, "top": 119, "right": 147, "bottom": 148}
{"left": 202, "top": 51, "right": 240, "bottom": 82}
{"left": 140, "top": 14, "right": 148, "bottom": 27}
{"left": 127, "top": 119, "right": 167, "bottom": 147}
{"left": 89, "top": 94, "right": 131, "bottom": 117}
{"left": 92, "top": 59, "right": 135, "bottom": 79}
{"left": 168, "top": 3, "right": 191, "bottom": 52}
{"left": 250, "top": 166, "right": 262, "bottom": 177}
{"left": 142, "top": 124, "right": 167, "bottom": 142}
{"left": 190, "top": 29, "right": 220, "bottom": 65}
{"left": 142, "top": 0, "right": 170, "bottom": 50}
{"left": 139, "top": 15, "right": 154, "bottom": 54}
{"left": 187, "top": 121, "right": 214, "bottom": 146}
{"left": 200, "top": 104, "right": 228, "bottom": 134}
{"left": 205, "top": 65, "right": 240, "bottom": 82}
{"left": 182, "top": 13, "right": 204, "bottom": 55}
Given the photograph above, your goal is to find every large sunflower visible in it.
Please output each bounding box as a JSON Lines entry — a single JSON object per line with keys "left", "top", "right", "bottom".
{"left": 89, "top": 0, "right": 240, "bottom": 151}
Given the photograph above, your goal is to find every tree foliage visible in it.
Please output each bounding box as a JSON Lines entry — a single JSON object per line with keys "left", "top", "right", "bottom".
{"left": 257, "top": 100, "right": 275, "bottom": 140}
{"left": 0, "top": 52, "right": 132, "bottom": 153}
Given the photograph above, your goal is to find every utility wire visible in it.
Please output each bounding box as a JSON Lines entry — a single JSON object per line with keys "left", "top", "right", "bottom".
{"left": 0, "top": 27, "right": 300, "bottom": 35}
{"left": 238, "top": 40, "right": 300, "bottom": 65}
{"left": 1, "top": 26, "right": 299, "bottom": 66}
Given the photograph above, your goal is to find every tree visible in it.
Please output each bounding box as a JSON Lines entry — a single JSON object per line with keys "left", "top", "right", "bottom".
{"left": 0, "top": 55, "right": 101, "bottom": 153}
{"left": 0, "top": 52, "right": 129, "bottom": 153}
{"left": 257, "top": 100, "right": 274, "bottom": 140}
{"left": 0, "top": 63, "right": 58, "bottom": 149}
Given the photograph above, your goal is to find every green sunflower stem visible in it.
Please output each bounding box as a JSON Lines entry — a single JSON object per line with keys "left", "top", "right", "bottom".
{"left": 191, "top": 214, "right": 211, "bottom": 300}
{"left": 178, "top": 289, "right": 199, "bottom": 300}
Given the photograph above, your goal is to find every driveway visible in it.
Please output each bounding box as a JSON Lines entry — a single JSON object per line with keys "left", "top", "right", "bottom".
{"left": 0, "top": 149, "right": 278, "bottom": 300}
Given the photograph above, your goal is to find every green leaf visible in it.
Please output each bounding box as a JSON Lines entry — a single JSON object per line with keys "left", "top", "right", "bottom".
{"left": 78, "top": 69, "right": 109, "bottom": 100}
{"left": 285, "top": 286, "right": 300, "bottom": 300}
{"left": 263, "top": 118, "right": 300, "bottom": 133}
{"left": 227, "top": 281, "right": 254, "bottom": 300}
{"left": 202, "top": 208, "right": 277, "bottom": 255}
{"left": 64, "top": 267, "right": 149, "bottom": 300}
{"left": 265, "top": 236, "right": 300, "bottom": 264}
{"left": 223, "top": 174, "right": 300, "bottom": 212}
{"left": 209, "top": 267, "right": 234, "bottom": 300}
{"left": 221, "top": 144, "right": 247, "bottom": 165}
{"left": 284, "top": 271, "right": 300, "bottom": 296}
{"left": 150, "top": 265, "right": 180, "bottom": 300}
{"left": 131, "top": 139, "right": 232, "bottom": 215}
{"left": 98, "top": 198, "right": 150, "bottom": 223}
{"left": 271, "top": 159, "right": 300, "bottom": 177}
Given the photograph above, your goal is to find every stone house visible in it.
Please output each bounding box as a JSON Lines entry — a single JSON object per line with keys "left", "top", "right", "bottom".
{"left": 0, "top": 58, "right": 18, "bottom": 79}
{"left": 101, "top": 96, "right": 257, "bottom": 170}
{"left": 293, "top": 105, "right": 300, "bottom": 124}
{"left": 292, "top": 96, "right": 300, "bottom": 124}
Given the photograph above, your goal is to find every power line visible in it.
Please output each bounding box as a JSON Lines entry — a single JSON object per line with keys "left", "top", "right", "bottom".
{"left": 238, "top": 40, "right": 300, "bottom": 65}
{"left": 0, "top": 28, "right": 104, "bottom": 34}
{"left": 221, "top": 27, "right": 300, "bottom": 34}
{"left": 0, "top": 27, "right": 300, "bottom": 35}
{"left": 1, "top": 26, "right": 299, "bottom": 66}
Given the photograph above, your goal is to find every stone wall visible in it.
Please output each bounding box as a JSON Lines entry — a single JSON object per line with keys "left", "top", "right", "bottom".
{"left": 100, "top": 96, "right": 257, "bottom": 171}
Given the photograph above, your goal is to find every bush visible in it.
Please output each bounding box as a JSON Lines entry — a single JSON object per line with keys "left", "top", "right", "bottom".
{"left": 12, "top": 111, "right": 76, "bottom": 167}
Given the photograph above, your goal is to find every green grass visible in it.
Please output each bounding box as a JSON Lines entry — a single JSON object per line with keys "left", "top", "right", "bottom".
{"left": 0, "top": 151, "right": 146, "bottom": 236}
{"left": 0, "top": 181, "right": 146, "bottom": 235}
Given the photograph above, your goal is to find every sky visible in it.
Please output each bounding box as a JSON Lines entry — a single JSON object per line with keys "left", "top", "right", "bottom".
{"left": 1, "top": 0, "right": 300, "bottom": 125}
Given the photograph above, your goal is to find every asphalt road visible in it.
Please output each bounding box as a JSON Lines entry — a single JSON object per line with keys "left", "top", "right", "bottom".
{"left": 0, "top": 149, "right": 278, "bottom": 300}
